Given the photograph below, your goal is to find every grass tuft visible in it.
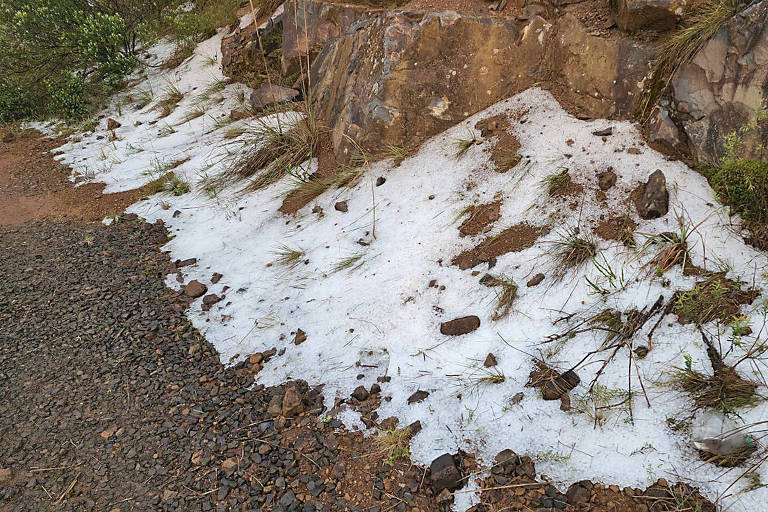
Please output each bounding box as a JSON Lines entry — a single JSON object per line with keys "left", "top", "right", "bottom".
{"left": 674, "top": 275, "right": 757, "bottom": 325}
{"left": 540, "top": 168, "right": 570, "bottom": 196}
{"left": 481, "top": 275, "right": 518, "bottom": 320}
{"left": 332, "top": 252, "right": 364, "bottom": 273}
{"left": 205, "top": 114, "right": 319, "bottom": 195}
{"left": 272, "top": 245, "right": 305, "bottom": 269}
{"left": 374, "top": 428, "right": 412, "bottom": 465}
{"left": 548, "top": 228, "right": 597, "bottom": 280}
{"left": 454, "top": 133, "right": 480, "bottom": 159}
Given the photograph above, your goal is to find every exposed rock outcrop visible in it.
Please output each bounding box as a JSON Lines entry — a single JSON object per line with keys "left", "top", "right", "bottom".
{"left": 651, "top": 0, "right": 768, "bottom": 163}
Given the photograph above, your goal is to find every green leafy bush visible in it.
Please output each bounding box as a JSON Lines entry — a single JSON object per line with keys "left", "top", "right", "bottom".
{"left": 706, "top": 158, "right": 768, "bottom": 224}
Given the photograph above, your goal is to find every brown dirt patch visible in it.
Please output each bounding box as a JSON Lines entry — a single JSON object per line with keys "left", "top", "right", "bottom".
{"left": 452, "top": 222, "right": 549, "bottom": 270}
{"left": 476, "top": 115, "right": 522, "bottom": 172}
{"left": 459, "top": 200, "right": 502, "bottom": 236}
{"left": 0, "top": 128, "right": 155, "bottom": 226}
{"left": 593, "top": 214, "right": 637, "bottom": 245}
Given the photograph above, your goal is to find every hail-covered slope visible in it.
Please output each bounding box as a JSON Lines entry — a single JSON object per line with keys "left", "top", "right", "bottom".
{"left": 46, "top": 24, "right": 768, "bottom": 512}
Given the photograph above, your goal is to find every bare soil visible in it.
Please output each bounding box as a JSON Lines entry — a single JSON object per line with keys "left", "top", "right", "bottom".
{"left": 459, "top": 200, "right": 502, "bottom": 236}
{"left": 0, "top": 128, "right": 156, "bottom": 226}
{"left": 452, "top": 222, "right": 549, "bottom": 269}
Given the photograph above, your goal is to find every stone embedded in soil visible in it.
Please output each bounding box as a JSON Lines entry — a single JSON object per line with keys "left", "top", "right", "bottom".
{"left": 542, "top": 370, "right": 581, "bottom": 400}
{"left": 334, "top": 200, "right": 348, "bottom": 212}
{"left": 634, "top": 169, "right": 669, "bottom": 219}
{"left": 566, "top": 480, "right": 593, "bottom": 505}
{"left": 527, "top": 273, "right": 545, "bottom": 287}
{"left": 407, "top": 390, "right": 429, "bottom": 404}
{"left": 591, "top": 127, "right": 613, "bottom": 136}
{"left": 293, "top": 328, "right": 307, "bottom": 345}
{"left": 176, "top": 257, "right": 197, "bottom": 268}
{"left": 430, "top": 453, "right": 462, "bottom": 493}
{"left": 281, "top": 386, "right": 304, "bottom": 417}
{"left": 440, "top": 315, "right": 480, "bottom": 336}
{"left": 107, "top": 118, "right": 121, "bottom": 130}
{"left": 351, "top": 385, "right": 369, "bottom": 401}
{"left": 598, "top": 169, "right": 617, "bottom": 191}
{"left": 484, "top": 353, "right": 498, "bottom": 367}
{"left": 184, "top": 280, "right": 207, "bottom": 298}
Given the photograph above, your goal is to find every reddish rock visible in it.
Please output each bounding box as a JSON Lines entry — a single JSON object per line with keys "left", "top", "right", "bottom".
{"left": 598, "top": 169, "right": 617, "bottom": 191}
{"left": 281, "top": 386, "right": 304, "bottom": 417}
{"left": 334, "top": 200, "right": 348, "bottom": 212}
{"left": 184, "top": 280, "right": 207, "bottom": 298}
{"left": 483, "top": 353, "right": 498, "bottom": 367}
{"left": 407, "top": 390, "right": 429, "bottom": 404}
{"left": 294, "top": 328, "right": 307, "bottom": 345}
{"left": 107, "top": 118, "right": 121, "bottom": 130}
{"left": 440, "top": 315, "right": 480, "bottom": 336}
{"left": 527, "top": 273, "right": 545, "bottom": 287}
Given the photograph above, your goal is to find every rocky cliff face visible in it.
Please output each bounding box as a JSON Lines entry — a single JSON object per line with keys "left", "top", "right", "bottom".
{"left": 284, "top": 0, "right": 653, "bottom": 160}
{"left": 651, "top": 0, "right": 768, "bottom": 163}
{"left": 224, "top": 0, "right": 768, "bottom": 165}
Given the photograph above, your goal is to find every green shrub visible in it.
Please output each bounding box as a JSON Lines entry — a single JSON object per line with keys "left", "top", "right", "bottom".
{"left": 705, "top": 158, "right": 768, "bottom": 224}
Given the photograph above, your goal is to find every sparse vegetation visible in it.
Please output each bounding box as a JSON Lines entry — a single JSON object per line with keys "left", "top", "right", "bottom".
{"left": 156, "top": 82, "right": 185, "bottom": 117}
{"left": 481, "top": 275, "right": 518, "bottom": 320}
{"left": 374, "top": 427, "right": 412, "bottom": 465}
{"left": 146, "top": 172, "right": 191, "bottom": 196}
{"left": 206, "top": 114, "right": 319, "bottom": 194}
{"left": 332, "top": 252, "right": 364, "bottom": 273}
{"left": 540, "top": 168, "right": 571, "bottom": 196}
{"left": 548, "top": 228, "right": 597, "bottom": 280}
{"left": 272, "top": 245, "right": 305, "bottom": 269}
{"left": 454, "top": 133, "right": 480, "bottom": 159}
{"left": 674, "top": 275, "right": 757, "bottom": 325}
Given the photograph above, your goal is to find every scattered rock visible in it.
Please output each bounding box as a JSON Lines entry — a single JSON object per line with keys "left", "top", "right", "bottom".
{"left": 440, "top": 315, "right": 480, "bottom": 336}
{"left": 566, "top": 480, "right": 593, "bottom": 505}
{"left": 211, "top": 272, "right": 223, "bottom": 284}
{"left": 107, "top": 118, "right": 121, "bottom": 131}
{"left": 334, "top": 201, "right": 348, "bottom": 213}
{"left": 376, "top": 177, "right": 386, "bottom": 186}
{"left": 184, "top": 280, "right": 207, "bottom": 298}
{"left": 510, "top": 392, "right": 524, "bottom": 406}
{"left": 592, "top": 127, "right": 613, "bottom": 136}
{"left": 634, "top": 170, "right": 669, "bottom": 219}
{"left": 634, "top": 345, "right": 649, "bottom": 358}
{"left": 351, "top": 385, "right": 369, "bottom": 402}
{"left": 598, "top": 169, "right": 617, "bottom": 191}
{"left": 229, "top": 109, "right": 250, "bottom": 120}
{"left": 221, "top": 457, "right": 238, "bottom": 473}
{"left": 430, "top": 453, "right": 462, "bottom": 493}
{"left": 526, "top": 273, "right": 545, "bottom": 287}
{"left": 483, "top": 353, "right": 498, "bottom": 367}
{"left": 559, "top": 393, "right": 571, "bottom": 411}
{"left": 202, "top": 293, "right": 221, "bottom": 306}
{"left": 172, "top": 210, "right": 181, "bottom": 218}
{"left": 176, "top": 257, "right": 197, "bottom": 267}
{"left": 407, "top": 390, "right": 429, "bottom": 404}
{"left": 369, "top": 383, "right": 381, "bottom": 394}
{"left": 249, "top": 84, "right": 299, "bottom": 110}
{"left": 293, "top": 328, "right": 307, "bottom": 345}
{"left": 281, "top": 386, "right": 304, "bottom": 417}
{"left": 542, "top": 370, "right": 581, "bottom": 400}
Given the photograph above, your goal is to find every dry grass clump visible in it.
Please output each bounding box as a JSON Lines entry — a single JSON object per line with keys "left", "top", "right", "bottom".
{"left": 286, "top": 166, "right": 363, "bottom": 205}
{"left": 454, "top": 133, "right": 480, "bottom": 159}
{"left": 541, "top": 169, "right": 571, "bottom": 196}
{"left": 481, "top": 274, "right": 518, "bottom": 320}
{"left": 548, "top": 228, "right": 597, "bottom": 280}
{"left": 272, "top": 245, "right": 305, "bottom": 269}
{"left": 205, "top": 114, "right": 319, "bottom": 195}
{"left": 673, "top": 365, "right": 759, "bottom": 412}
{"left": 374, "top": 427, "right": 412, "bottom": 465}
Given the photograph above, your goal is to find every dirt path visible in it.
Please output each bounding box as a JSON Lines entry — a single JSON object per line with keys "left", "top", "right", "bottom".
{"left": 0, "top": 128, "right": 153, "bottom": 226}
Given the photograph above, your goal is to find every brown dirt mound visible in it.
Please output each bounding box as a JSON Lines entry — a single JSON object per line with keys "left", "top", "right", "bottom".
{"left": 452, "top": 222, "right": 549, "bottom": 270}
{"left": 0, "top": 128, "right": 155, "bottom": 226}
{"left": 594, "top": 214, "right": 637, "bottom": 245}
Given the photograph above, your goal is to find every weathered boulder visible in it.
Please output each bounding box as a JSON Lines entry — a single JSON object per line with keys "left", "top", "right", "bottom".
{"left": 615, "top": 0, "right": 687, "bottom": 32}
{"left": 184, "top": 280, "right": 208, "bottom": 298}
{"left": 634, "top": 170, "right": 669, "bottom": 219}
{"left": 651, "top": 0, "right": 768, "bottom": 162}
